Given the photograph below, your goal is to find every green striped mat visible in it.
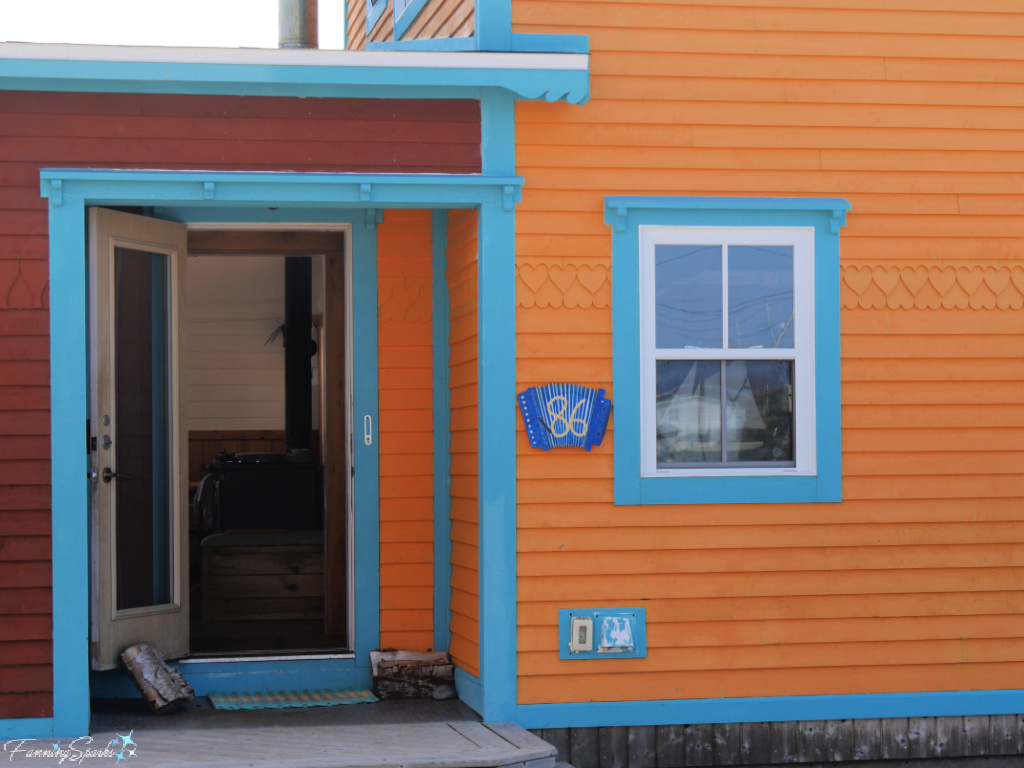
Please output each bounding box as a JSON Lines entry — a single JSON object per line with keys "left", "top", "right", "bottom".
{"left": 208, "top": 688, "right": 378, "bottom": 710}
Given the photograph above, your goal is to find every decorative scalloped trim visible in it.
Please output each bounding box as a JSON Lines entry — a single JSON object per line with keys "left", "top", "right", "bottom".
{"left": 0, "top": 260, "right": 49, "bottom": 311}
{"left": 842, "top": 264, "right": 1024, "bottom": 310}
{"left": 516, "top": 263, "right": 610, "bottom": 309}
{"left": 378, "top": 278, "right": 430, "bottom": 323}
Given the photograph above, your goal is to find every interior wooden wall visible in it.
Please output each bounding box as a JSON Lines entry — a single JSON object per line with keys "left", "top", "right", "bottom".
{"left": 377, "top": 209, "right": 436, "bottom": 651}
{"left": 512, "top": 1, "right": 1024, "bottom": 705}
{"left": 446, "top": 208, "right": 481, "bottom": 676}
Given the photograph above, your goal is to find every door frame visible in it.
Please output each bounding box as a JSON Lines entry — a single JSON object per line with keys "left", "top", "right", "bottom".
{"left": 43, "top": 168, "right": 521, "bottom": 736}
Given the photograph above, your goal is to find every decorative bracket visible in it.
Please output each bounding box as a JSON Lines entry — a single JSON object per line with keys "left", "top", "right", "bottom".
{"left": 614, "top": 207, "right": 627, "bottom": 234}
{"left": 364, "top": 208, "right": 382, "bottom": 230}
{"left": 830, "top": 208, "right": 845, "bottom": 235}
{"left": 49, "top": 180, "right": 62, "bottom": 208}
{"left": 360, "top": 183, "right": 372, "bottom": 202}
{"left": 502, "top": 185, "right": 515, "bottom": 212}
{"left": 203, "top": 181, "right": 215, "bottom": 200}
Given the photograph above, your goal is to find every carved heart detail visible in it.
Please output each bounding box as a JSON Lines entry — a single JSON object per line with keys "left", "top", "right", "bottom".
{"left": 900, "top": 266, "right": 929, "bottom": 295}
{"left": 983, "top": 267, "right": 1010, "bottom": 296}
{"left": 1010, "top": 268, "right": 1024, "bottom": 295}
{"left": 843, "top": 265, "right": 873, "bottom": 295}
{"left": 927, "top": 266, "right": 957, "bottom": 296}
{"left": 575, "top": 264, "right": 608, "bottom": 294}
{"left": 547, "top": 264, "right": 577, "bottom": 294}
{"left": 956, "top": 266, "right": 985, "bottom": 296}
{"left": 518, "top": 263, "right": 549, "bottom": 294}
{"left": 872, "top": 267, "right": 901, "bottom": 296}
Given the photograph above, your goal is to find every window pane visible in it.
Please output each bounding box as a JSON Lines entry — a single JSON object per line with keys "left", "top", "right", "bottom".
{"left": 727, "top": 245, "right": 794, "bottom": 349}
{"left": 725, "top": 360, "right": 793, "bottom": 462}
{"left": 655, "top": 360, "right": 722, "bottom": 464}
{"left": 655, "top": 244, "right": 722, "bottom": 349}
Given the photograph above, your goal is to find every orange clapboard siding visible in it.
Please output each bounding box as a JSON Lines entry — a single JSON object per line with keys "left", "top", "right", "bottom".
{"left": 446, "top": 208, "right": 480, "bottom": 677}
{"left": 377, "top": 209, "right": 434, "bottom": 651}
{"left": 512, "top": 1, "right": 1024, "bottom": 705}
{"left": 400, "top": 0, "right": 474, "bottom": 41}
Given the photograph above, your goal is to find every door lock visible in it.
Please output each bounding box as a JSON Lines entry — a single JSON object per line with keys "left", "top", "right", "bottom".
{"left": 101, "top": 468, "right": 132, "bottom": 483}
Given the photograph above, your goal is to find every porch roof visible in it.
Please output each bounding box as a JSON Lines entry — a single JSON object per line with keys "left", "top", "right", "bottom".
{"left": 0, "top": 41, "right": 589, "bottom": 104}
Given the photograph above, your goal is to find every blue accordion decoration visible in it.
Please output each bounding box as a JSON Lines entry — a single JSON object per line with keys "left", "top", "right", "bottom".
{"left": 518, "top": 384, "right": 611, "bottom": 451}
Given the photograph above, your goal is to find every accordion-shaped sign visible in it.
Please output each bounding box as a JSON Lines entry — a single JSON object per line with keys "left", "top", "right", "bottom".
{"left": 518, "top": 384, "right": 611, "bottom": 451}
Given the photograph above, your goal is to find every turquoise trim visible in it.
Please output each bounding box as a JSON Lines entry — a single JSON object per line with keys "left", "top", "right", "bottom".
{"left": 368, "top": 38, "right": 477, "bottom": 52}
{"left": 367, "top": 0, "right": 388, "bottom": 35}
{"left": 604, "top": 196, "right": 849, "bottom": 507}
{"left": 394, "top": 0, "right": 430, "bottom": 40}
{"left": 475, "top": 91, "right": 517, "bottom": 722}
{"left": 91, "top": 658, "right": 371, "bottom": 699}
{"left": 432, "top": 209, "right": 453, "bottom": 654}
{"left": 0, "top": 718, "right": 53, "bottom": 740}
{"left": 512, "top": 689, "right": 1024, "bottom": 729}
{"left": 48, "top": 196, "right": 91, "bottom": 739}
{"left": 454, "top": 668, "right": 484, "bottom": 716}
{"left": 41, "top": 169, "right": 521, "bottom": 733}
{"left": 476, "top": 0, "right": 512, "bottom": 51}
{"left": 0, "top": 53, "right": 589, "bottom": 105}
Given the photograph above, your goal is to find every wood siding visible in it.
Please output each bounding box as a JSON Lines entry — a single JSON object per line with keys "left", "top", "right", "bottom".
{"left": 512, "top": 2, "right": 1024, "bottom": 705}
{"left": 378, "top": 209, "right": 435, "bottom": 652}
{"left": 0, "top": 90, "right": 480, "bottom": 718}
{"left": 347, "top": 0, "right": 473, "bottom": 46}
{"left": 446, "top": 209, "right": 480, "bottom": 676}
{"left": 400, "top": 0, "right": 474, "bottom": 42}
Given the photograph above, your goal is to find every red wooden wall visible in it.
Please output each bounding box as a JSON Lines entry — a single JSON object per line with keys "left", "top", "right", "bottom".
{"left": 0, "top": 90, "right": 480, "bottom": 720}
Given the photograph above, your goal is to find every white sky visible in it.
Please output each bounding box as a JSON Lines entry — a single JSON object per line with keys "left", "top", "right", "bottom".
{"left": 0, "top": 0, "right": 347, "bottom": 49}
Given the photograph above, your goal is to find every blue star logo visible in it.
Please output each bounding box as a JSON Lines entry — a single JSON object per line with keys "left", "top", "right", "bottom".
{"left": 52, "top": 743, "right": 60, "bottom": 752}
{"left": 114, "top": 730, "right": 138, "bottom": 761}
{"left": 111, "top": 736, "right": 121, "bottom": 747}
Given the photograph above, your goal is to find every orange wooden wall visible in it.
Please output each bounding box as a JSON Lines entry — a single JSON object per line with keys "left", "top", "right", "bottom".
{"left": 377, "top": 209, "right": 435, "bottom": 652}
{"left": 346, "top": 0, "right": 472, "bottom": 47}
{"left": 512, "top": 1, "right": 1024, "bottom": 704}
{"left": 446, "top": 209, "right": 481, "bottom": 676}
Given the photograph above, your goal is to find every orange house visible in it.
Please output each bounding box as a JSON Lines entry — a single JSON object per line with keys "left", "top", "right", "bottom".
{"left": 2, "top": 0, "right": 1024, "bottom": 761}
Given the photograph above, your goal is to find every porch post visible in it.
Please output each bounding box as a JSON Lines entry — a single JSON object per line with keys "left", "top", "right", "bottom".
{"left": 477, "top": 90, "right": 518, "bottom": 721}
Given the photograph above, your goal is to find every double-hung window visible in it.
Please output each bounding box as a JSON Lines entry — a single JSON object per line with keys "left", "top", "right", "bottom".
{"left": 606, "top": 197, "right": 849, "bottom": 505}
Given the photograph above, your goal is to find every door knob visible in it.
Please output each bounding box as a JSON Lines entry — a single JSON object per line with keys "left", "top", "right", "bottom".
{"left": 101, "top": 468, "right": 132, "bottom": 483}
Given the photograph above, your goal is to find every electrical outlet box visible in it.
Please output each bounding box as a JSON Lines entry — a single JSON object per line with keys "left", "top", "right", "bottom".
{"left": 569, "top": 616, "right": 594, "bottom": 652}
{"left": 559, "top": 608, "right": 647, "bottom": 660}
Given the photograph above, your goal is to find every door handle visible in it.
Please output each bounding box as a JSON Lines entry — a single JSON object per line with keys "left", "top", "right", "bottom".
{"left": 101, "top": 468, "right": 133, "bottom": 483}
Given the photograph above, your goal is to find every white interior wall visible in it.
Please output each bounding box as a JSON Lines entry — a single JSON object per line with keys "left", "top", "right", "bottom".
{"left": 185, "top": 255, "right": 321, "bottom": 432}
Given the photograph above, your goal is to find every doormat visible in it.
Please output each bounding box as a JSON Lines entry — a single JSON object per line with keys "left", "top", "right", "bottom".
{"left": 208, "top": 688, "right": 378, "bottom": 710}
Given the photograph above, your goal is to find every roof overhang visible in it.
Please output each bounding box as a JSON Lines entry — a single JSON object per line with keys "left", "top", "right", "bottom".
{"left": 0, "top": 42, "right": 589, "bottom": 104}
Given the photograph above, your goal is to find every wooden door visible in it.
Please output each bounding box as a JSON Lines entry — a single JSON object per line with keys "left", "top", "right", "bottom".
{"left": 89, "top": 208, "right": 189, "bottom": 671}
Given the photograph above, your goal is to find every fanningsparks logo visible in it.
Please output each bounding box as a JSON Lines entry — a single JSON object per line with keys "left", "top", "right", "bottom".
{"left": 4, "top": 731, "right": 138, "bottom": 764}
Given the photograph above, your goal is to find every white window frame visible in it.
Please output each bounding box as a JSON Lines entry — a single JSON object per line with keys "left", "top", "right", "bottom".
{"left": 638, "top": 225, "right": 817, "bottom": 478}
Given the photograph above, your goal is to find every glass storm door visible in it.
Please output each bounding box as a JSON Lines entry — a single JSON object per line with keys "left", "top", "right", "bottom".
{"left": 89, "top": 208, "right": 189, "bottom": 671}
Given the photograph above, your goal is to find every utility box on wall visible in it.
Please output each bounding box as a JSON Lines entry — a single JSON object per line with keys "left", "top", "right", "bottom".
{"left": 559, "top": 608, "right": 647, "bottom": 660}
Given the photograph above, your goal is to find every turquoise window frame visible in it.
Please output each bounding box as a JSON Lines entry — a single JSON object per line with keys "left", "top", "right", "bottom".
{"left": 605, "top": 196, "right": 850, "bottom": 506}
{"left": 367, "top": 0, "right": 388, "bottom": 35}
{"left": 394, "top": 0, "right": 429, "bottom": 40}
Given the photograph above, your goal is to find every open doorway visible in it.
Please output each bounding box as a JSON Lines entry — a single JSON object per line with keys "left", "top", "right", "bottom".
{"left": 185, "top": 229, "right": 350, "bottom": 656}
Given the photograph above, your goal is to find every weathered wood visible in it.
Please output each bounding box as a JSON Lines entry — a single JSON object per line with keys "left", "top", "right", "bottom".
{"left": 570, "top": 727, "right": 600, "bottom": 768}
{"left": 768, "top": 721, "right": 798, "bottom": 764}
{"left": 628, "top": 725, "right": 657, "bottom": 768}
{"left": 1017, "top": 714, "right": 1024, "bottom": 755}
{"left": 880, "top": 717, "right": 909, "bottom": 760}
{"left": 825, "top": 719, "right": 854, "bottom": 762}
{"left": 599, "top": 726, "right": 629, "bottom": 768}
{"left": 989, "top": 713, "right": 1018, "bottom": 755}
{"left": 797, "top": 720, "right": 826, "bottom": 762}
{"left": 656, "top": 724, "right": 685, "bottom": 767}
{"left": 121, "top": 643, "right": 194, "bottom": 713}
{"left": 908, "top": 716, "right": 937, "bottom": 758}
{"left": 963, "top": 714, "right": 991, "bottom": 756}
{"left": 685, "top": 723, "right": 714, "bottom": 767}
{"left": 712, "top": 722, "right": 740, "bottom": 766}
{"left": 935, "top": 716, "right": 964, "bottom": 757}
{"left": 738, "top": 722, "right": 770, "bottom": 765}
{"left": 542, "top": 728, "right": 570, "bottom": 763}
{"left": 853, "top": 719, "right": 882, "bottom": 761}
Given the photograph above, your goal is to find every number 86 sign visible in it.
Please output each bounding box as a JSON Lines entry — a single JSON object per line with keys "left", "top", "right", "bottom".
{"left": 518, "top": 384, "right": 612, "bottom": 451}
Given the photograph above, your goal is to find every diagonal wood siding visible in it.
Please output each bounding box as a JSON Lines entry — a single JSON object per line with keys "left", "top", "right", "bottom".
{"left": 512, "top": 1, "right": 1024, "bottom": 706}
{"left": 346, "top": 0, "right": 473, "bottom": 47}
{"left": 0, "top": 90, "right": 480, "bottom": 719}
{"left": 378, "top": 209, "right": 435, "bottom": 652}
{"left": 446, "top": 208, "right": 480, "bottom": 676}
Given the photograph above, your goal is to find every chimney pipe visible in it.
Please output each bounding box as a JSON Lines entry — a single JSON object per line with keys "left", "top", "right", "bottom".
{"left": 280, "top": 0, "right": 318, "bottom": 48}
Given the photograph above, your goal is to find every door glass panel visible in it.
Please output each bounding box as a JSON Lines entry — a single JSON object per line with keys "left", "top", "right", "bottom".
{"left": 114, "top": 247, "right": 172, "bottom": 610}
